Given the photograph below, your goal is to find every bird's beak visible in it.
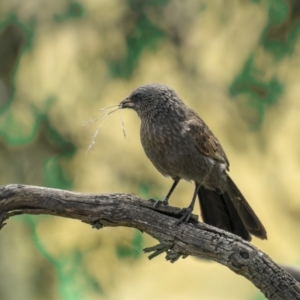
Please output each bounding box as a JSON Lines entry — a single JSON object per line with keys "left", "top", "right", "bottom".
{"left": 119, "top": 97, "right": 135, "bottom": 109}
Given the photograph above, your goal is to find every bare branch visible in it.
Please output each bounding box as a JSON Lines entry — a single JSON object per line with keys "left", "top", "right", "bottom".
{"left": 0, "top": 184, "right": 299, "bottom": 300}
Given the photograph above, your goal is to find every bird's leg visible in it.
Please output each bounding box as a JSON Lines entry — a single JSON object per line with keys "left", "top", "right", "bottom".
{"left": 153, "top": 178, "right": 180, "bottom": 208}
{"left": 176, "top": 182, "right": 200, "bottom": 224}
{"left": 163, "top": 178, "right": 180, "bottom": 204}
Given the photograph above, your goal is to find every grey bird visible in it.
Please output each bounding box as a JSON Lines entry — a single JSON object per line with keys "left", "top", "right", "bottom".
{"left": 119, "top": 83, "right": 267, "bottom": 241}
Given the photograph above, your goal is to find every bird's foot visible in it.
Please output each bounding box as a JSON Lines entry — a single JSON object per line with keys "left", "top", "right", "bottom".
{"left": 151, "top": 199, "right": 169, "bottom": 208}
{"left": 175, "top": 207, "right": 193, "bottom": 225}
{"left": 148, "top": 198, "right": 156, "bottom": 203}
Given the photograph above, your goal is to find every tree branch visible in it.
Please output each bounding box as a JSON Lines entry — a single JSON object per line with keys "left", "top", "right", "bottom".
{"left": 0, "top": 184, "right": 299, "bottom": 300}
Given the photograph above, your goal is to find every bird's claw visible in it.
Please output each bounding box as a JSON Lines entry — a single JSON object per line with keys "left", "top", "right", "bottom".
{"left": 153, "top": 199, "right": 169, "bottom": 208}
{"left": 148, "top": 198, "right": 156, "bottom": 203}
{"left": 175, "top": 207, "right": 193, "bottom": 224}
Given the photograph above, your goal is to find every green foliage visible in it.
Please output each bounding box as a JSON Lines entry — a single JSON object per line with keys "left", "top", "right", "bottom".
{"left": 25, "top": 215, "right": 103, "bottom": 300}
{"left": 54, "top": 2, "right": 85, "bottom": 22}
{"left": 262, "top": 0, "right": 300, "bottom": 57}
{"left": 230, "top": 56, "right": 283, "bottom": 129}
{"left": 110, "top": 13, "right": 165, "bottom": 78}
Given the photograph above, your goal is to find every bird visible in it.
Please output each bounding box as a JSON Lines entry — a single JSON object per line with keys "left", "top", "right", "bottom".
{"left": 119, "top": 83, "right": 267, "bottom": 241}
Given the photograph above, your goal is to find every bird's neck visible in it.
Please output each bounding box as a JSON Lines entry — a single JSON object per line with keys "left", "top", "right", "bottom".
{"left": 140, "top": 102, "right": 186, "bottom": 125}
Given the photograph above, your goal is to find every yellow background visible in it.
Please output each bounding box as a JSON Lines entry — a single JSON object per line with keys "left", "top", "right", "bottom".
{"left": 0, "top": 1, "right": 299, "bottom": 299}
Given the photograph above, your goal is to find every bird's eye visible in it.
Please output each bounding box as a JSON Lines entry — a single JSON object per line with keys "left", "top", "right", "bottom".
{"left": 130, "top": 93, "right": 140, "bottom": 103}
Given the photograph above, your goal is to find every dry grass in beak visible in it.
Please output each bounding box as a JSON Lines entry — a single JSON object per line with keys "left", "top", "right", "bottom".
{"left": 83, "top": 104, "right": 126, "bottom": 155}
{"left": 118, "top": 108, "right": 126, "bottom": 139}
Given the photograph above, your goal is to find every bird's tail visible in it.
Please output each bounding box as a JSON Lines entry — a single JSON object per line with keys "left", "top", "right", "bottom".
{"left": 198, "top": 175, "right": 267, "bottom": 241}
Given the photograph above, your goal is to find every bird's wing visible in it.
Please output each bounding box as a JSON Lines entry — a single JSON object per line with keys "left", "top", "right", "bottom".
{"left": 187, "top": 110, "right": 230, "bottom": 171}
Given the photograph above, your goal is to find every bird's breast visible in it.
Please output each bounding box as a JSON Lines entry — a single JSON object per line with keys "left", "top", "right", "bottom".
{"left": 140, "top": 121, "right": 194, "bottom": 178}
{"left": 140, "top": 121, "right": 183, "bottom": 154}
{"left": 139, "top": 119, "right": 222, "bottom": 184}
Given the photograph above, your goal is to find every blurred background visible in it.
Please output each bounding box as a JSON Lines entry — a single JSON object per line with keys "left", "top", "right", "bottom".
{"left": 0, "top": 0, "right": 299, "bottom": 299}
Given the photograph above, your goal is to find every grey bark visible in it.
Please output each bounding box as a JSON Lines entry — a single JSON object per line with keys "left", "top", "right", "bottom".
{"left": 0, "top": 184, "right": 299, "bottom": 300}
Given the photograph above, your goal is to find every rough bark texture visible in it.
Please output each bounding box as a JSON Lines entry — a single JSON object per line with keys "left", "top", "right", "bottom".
{"left": 0, "top": 184, "right": 299, "bottom": 300}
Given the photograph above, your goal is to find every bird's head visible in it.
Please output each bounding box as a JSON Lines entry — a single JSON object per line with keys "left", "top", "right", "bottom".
{"left": 119, "top": 83, "right": 185, "bottom": 120}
